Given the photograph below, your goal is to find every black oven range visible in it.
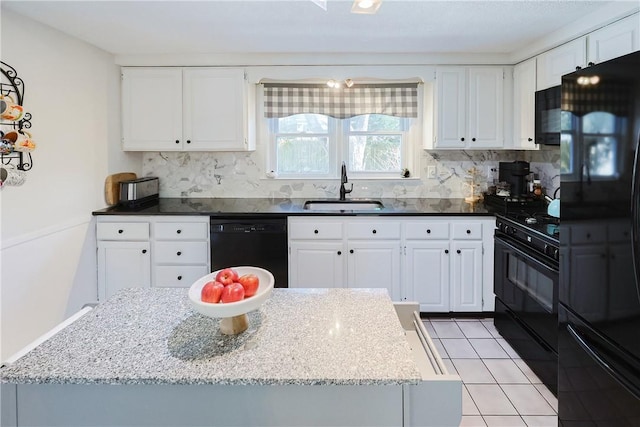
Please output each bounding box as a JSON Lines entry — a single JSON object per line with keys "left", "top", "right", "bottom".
{"left": 493, "top": 210, "right": 559, "bottom": 396}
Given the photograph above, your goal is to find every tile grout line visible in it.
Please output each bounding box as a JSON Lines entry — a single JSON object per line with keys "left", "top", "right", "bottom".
{"left": 424, "top": 318, "right": 558, "bottom": 425}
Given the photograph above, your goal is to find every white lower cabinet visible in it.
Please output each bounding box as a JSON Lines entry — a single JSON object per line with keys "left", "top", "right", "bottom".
{"left": 405, "top": 242, "right": 450, "bottom": 312}
{"left": 289, "top": 241, "right": 345, "bottom": 288}
{"left": 288, "top": 217, "right": 401, "bottom": 300}
{"left": 348, "top": 240, "right": 401, "bottom": 300}
{"left": 97, "top": 216, "right": 210, "bottom": 299}
{"left": 97, "top": 241, "right": 151, "bottom": 301}
{"left": 289, "top": 216, "right": 493, "bottom": 312}
{"left": 450, "top": 241, "right": 483, "bottom": 312}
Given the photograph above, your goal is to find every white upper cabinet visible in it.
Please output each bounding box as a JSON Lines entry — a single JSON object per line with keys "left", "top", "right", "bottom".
{"left": 467, "top": 67, "right": 505, "bottom": 148}
{"left": 122, "top": 67, "right": 254, "bottom": 152}
{"left": 434, "top": 68, "right": 466, "bottom": 149}
{"left": 588, "top": 14, "right": 640, "bottom": 65}
{"left": 536, "top": 37, "right": 587, "bottom": 90}
{"left": 431, "top": 66, "right": 505, "bottom": 149}
{"left": 122, "top": 68, "right": 183, "bottom": 151}
{"left": 512, "top": 57, "right": 538, "bottom": 150}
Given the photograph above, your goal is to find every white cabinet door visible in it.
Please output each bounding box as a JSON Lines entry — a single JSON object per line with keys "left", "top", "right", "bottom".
{"left": 122, "top": 68, "right": 183, "bottom": 151}
{"left": 467, "top": 67, "right": 504, "bottom": 148}
{"left": 537, "top": 37, "right": 587, "bottom": 90}
{"left": 97, "top": 241, "right": 151, "bottom": 301}
{"left": 289, "top": 241, "right": 345, "bottom": 288}
{"left": 588, "top": 14, "right": 640, "bottom": 64}
{"left": 513, "top": 58, "right": 538, "bottom": 150}
{"left": 347, "top": 241, "right": 401, "bottom": 301}
{"left": 435, "top": 68, "right": 466, "bottom": 148}
{"left": 183, "top": 68, "right": 248, "bottom": 151}
{"left": 450, "top": 241, "right": 483, "bottom": 312}
{"left": 434, "top": 67, "right": 504, "bottom": 149}
{"left": 405, "top": 242, "right": 450, "bottom": 312}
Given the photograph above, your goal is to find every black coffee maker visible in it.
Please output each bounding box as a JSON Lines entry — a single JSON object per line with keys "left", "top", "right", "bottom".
{"left": 498, "top": 161, "right": 530, "bottom": 197}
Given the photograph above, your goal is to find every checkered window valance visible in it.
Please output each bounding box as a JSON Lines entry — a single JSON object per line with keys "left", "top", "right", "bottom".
{"left": 562, "top": 80, "right": 631, "bottom": 116}
{"left": 263, "top": 83, "right": 419, "bottom": 119}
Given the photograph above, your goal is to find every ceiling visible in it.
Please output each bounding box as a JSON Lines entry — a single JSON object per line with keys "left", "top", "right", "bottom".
{"left": 0, "top": 0, "right": 632, "bottom": 56}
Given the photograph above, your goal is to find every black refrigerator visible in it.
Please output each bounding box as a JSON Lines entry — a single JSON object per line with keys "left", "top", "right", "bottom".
{"left": 559, "top": 51, "right": 640, "bottom": 426}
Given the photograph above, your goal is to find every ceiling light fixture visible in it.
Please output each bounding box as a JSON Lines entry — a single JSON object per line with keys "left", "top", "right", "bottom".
{"left": 351, "top": 0, "right": 382, "bottom": 14}
{"left": 327, "top": 79, "right": 341, "bottom": 88}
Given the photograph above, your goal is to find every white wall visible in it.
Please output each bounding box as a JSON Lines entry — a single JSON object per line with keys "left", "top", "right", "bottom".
{"left": 0, "top": 9, "right": 137, "bottom": 361}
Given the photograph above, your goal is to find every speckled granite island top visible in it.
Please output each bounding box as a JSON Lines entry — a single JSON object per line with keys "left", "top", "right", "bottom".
{"left": 1, "top": 288, "right": 421, "bottom": 387}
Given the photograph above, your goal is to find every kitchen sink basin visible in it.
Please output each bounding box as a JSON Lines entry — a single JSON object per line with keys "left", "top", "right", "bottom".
{"left": 303, "top": 200, "right": 384, "bottom": 211}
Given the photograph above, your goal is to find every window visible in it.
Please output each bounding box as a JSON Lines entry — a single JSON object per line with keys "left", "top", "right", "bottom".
{"left": 263, "top": 82, "right": 420, "bottom": 179}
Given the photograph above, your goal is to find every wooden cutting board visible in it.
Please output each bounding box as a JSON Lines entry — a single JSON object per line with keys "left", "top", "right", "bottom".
{"left": 104, "top": 172, "right": 137, "bottom": 206}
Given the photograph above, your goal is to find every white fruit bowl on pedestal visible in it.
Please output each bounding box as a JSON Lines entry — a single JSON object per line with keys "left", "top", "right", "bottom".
{"left": 188, "top": 266, "right": 274, "bottom": 334}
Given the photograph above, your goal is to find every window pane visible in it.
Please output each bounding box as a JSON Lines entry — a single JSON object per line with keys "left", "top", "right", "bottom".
{"left": 349, "top": 135, "right": 401, "bottom": 172}
{"left": 560, "top": 132, "right": 573, "bottom": 174}
{"left": 276, "top": 114, "right": 328, "bottom": 133}
{"left": 560, "top": 111, "right": 573, "bottom": 131}
{"left": 276, "top": 136, "right": 329, "bottom": 174}
{"left": 349, "top": 114, "right": 402, "bottom": 132}
{"left": 585, "top": 136, "right": 617, "bottom": 177}
{"left": 582, "top": 112, "right": 615, "bottom": 134}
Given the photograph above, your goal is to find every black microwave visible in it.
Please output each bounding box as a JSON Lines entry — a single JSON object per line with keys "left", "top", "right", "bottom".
{"left": 535, "top": 85, "right": 561, "bottom": 145}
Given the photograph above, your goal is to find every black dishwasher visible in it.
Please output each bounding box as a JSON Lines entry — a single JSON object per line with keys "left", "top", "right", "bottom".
{"left": 210, "top": 217, "right": 288, "bottom": 288}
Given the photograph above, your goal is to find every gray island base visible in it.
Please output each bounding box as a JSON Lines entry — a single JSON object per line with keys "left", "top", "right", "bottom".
{"left": 1, "top": 288, "right": 461, "bottom": 426}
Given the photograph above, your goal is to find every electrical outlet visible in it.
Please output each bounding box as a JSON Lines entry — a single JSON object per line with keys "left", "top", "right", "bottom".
{"left": 427, "top": 166, "right": 437, "bottom": 179}
{"left": 487, "top": 166, "right": 497, "bottom": 182}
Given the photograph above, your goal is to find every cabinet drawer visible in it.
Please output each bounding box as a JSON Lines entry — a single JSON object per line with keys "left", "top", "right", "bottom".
{"left": 451, "top": 223, "right": 482, "bottom": 240}
{"left": 405, "top": 222, "right": 450, "bottom": 240}
{"left": 289, "top": 221, "right": 343, "bottom": 240}
{"left": 347, "top": 222, "right": 401, "bottom": 239}
{"left": 154, "top": 241, "right": 209, "bottom": 264}
{"left": 97, "top": 222, "right": 149, "bottom": 241}
{"left": 155, "top": 222, "right": 208, "bottom": 240}
{"left": 154, "top": 265, "right": 209, "bottom": 288}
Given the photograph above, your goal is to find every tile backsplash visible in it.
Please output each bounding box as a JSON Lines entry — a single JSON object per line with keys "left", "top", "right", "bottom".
{"left": 143, "top": 148, "right": 560, "bottom": 199}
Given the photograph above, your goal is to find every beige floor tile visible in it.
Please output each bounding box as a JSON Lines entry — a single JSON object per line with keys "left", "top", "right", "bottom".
{"left": 463, "top": 386, "right": 481, "bottom": 415}
{"left": 459, "top": 415, "right": 487, "bottom": 426}
{"left": 453, "top": 359, "right": 496, "bottom": 384}
{"left": 534, "top": 384, "right": 557, "bottom": 412}
{"left": 483, "top": 415, "right": 527, "bottom": 426}
{"left": 442, "top": 338, "right": 480, "bottom": 358}
{"left": 521, "top": 415, "right": 558, "bottom": 426}
{"left": 483, "top": 359, "right": 530, "bottom": 384}
{"left": 466, "top": 384, "right": 518, "bottom": 415}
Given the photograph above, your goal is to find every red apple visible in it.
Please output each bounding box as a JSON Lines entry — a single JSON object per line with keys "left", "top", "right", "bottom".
{"left": 237, "top": 274, "right": 260, "bottom": 298}
{"left": 215, "top": 268, "right": 238, "bottom": 286}
{"left": 201, "top": 281, "right": 224, "bottom": 303}
{"left": 221, "top": 282, "right": 245, "bottom": 303}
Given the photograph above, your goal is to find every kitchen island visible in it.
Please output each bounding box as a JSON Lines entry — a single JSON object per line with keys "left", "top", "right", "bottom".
{"left": 1, "top": 288, "right": 461, "bottom": 426}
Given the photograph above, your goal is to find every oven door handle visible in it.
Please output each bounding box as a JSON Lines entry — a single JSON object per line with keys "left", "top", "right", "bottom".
{"left": 495, "top": 236, "right": 559, "bottom": 274}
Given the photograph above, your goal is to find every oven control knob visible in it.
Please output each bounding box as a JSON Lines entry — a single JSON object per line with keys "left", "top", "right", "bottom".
{"left": 554, "top": 248, "right": 559, "bottom": 260}
{"left": 503, "top": 226, "right": 509, "bottom": 234}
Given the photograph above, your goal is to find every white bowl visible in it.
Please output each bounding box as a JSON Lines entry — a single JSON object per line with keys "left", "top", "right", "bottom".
{"left": 188, "top": 266, "right": 274, "bottom": 318}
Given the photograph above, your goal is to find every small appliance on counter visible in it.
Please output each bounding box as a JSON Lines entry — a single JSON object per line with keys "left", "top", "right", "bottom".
{"left": 483, "top": 161, "right": 547, "bottom": 213}
{"left": 119, "top": 177, "right": 159, "bottom": 207}
{"left": 498, "top": 161, "right": 530, "bottom": 197}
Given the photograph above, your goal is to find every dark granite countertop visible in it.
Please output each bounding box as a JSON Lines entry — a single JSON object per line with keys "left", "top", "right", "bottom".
{"left": 93, "top": 198, "right": 495, "bottom": 217}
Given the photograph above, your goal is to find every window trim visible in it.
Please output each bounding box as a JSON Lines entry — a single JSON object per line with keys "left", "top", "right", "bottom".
{"left": 259, "top": 85, "right": 423, "bottom": 180}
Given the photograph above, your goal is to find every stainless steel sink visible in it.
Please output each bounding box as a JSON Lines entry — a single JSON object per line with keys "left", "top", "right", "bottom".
{"left": 303, "top": 200, "right": 384, "bottom": 211}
